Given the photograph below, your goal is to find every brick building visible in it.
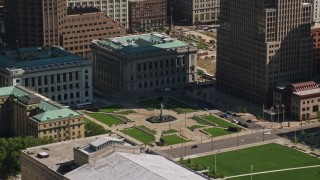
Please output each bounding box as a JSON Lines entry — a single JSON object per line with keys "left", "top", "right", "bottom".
{"left": 274, "top": 81, "right": 320, "bottom": 121}
{"left": 128, "top": 0, "right": 167, "bottom": 32}
{"left": 5, "top": 0, "right": 125, "bottom": 57}
{"left": 311, "top": 28, "right": 320, "bottom": 79}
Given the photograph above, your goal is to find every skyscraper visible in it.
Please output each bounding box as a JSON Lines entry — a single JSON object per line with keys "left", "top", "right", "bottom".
{"left": 216, "top": 0, "right": 313, "bottom": 105}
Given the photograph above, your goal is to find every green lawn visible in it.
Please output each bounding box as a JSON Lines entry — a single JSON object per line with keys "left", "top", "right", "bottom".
{"left": 162, "top": 129, "right": 179, "bottom": 135}
{"left": 122, "top": 128, "right": 155, "bottom": 144}
{"left": 162, "top": 134, "right": 191, "bottom": 146}
{"left": 99, "top": 105, "right": 123, "bottom": 113}
{"left": 203, "top": 127, "right": 231, "bottom": 137}
{"left": 230, "top": 167, "right": 320, "bottom": 180}
{"left": 191, "top": 143, "right": 320, "bottom": 177}
{"left": 187, "top": 125, "right": 207, "bottom": 131}
{"left": 201, "top": 115, "right": 236, "bottom": 128}
{"left": 137, "top": 98, "right": 161, "bottom": 110}
{"left": 115, "top": 110, "right": 136, "bottom": 115}
{"left": 83, "top": 118, "right": 110, "bottom": 137}
{"left": 167, "top": 98, "right": 197, "bottom": 114}
{"left": 86, "top": 113, "right": 123, "bottom": 126}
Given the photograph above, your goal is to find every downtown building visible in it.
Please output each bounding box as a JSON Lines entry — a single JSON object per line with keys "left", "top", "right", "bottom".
{"left": 90, "top": 33, "right": 197, "bottom": 92}
{"left": 5, "top": 0, "right": 125, "bottom": 57}
{"left": 0, "top": 46, "right": 93, "bottom": 106}
{"left": 21, "top": 135, "right": 206, "bottom": 180}
{"left": 0, "top": 85, "right": 84, "bottom": 141}
{"left": 169, "top": 0, "right": 220, "bottom": 25}
{"left": 128, "top": 0, "right": 167, "bottom": 32}
{"left": 67, "top": 0, "right": 129, "bottom": 28}
{"left": 312, "top": 0, "right": 320, "bottom": 22}
{"left": 216, "top": 0, "right": 313, "bottom": 105}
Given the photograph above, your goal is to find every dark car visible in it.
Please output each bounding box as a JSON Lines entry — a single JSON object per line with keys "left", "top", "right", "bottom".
{"left": 242, "top": 124, "right": 248, "bottom": 128}
{"left": 246, "top": 119, "right": 252, "bottom": 123}
{"left": 191, "top": 145, "right": 198, "bottom": 149}
{"left": 237, "top": 121, "right": 243, "bottom": 126}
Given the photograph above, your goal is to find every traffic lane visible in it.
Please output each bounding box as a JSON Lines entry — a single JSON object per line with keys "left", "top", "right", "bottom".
{"left": 163, "top": 132, "right": 281, "bottom": 157}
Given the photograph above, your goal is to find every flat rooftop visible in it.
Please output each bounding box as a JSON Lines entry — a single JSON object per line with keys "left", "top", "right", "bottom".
{"left": 65, "top": 152, "right": 206, "bottom": 180}
{"left": 0, "top": 46, "right": 84, "bottom": 69}
{"left": 22, "top": 134, "right": 124, "bottom": 170}
{"left": 93, "top": 33, "right": 190, "bottom": 54}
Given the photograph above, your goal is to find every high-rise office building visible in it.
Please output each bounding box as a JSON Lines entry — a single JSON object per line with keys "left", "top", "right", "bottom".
{"left": 312, "top": 0, "right": 320, "bottom": 22}
{"left": 169, "top": 0, "right": 220, "bottom": 25}
{"left": 216, "top": 0, "right": 313, "bottom": 105}
{"left": 5, "top": 0, "right": 125, "bottom": 57}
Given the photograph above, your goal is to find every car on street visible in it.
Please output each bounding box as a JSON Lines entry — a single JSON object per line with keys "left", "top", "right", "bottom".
{"left": 246, "top": 119, "right": 252, "bottom": 123}
{"left": 263, "top": 131, "right": 271, "bottom": 135}
{"left": 231, "top": 119, "right": 238, "bottom": 124}
{"left": 191, "top": 145, "right": 198, "bottom": 149}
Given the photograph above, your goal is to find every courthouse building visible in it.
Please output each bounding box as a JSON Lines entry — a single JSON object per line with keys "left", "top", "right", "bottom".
{"left": 0, "top": 46, "right": 93, "bottom": 106}
{"left": 90, "top": 33, "right": 197, "bottom": 92}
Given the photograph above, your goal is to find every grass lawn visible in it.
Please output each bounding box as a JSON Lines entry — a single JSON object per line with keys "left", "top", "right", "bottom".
{"left": 162, "top": 134, "right": 191, "bottom": 146}
{"left": 167, "top": 98, "right": 197, "bottom": 114}
{"left": 187, "top": 125, "right": 207, "bottom": 131}
{"left": 191, "top": 143, "right": 320, "bottom": 177}
{"left": 201, "top": 115, "right": 236, "bottom": 128}
{"left": 230, "top": 167, "right": 320, "bottom": 180}
{"left": 137, "top": 98, "right": 161, "bottom": 110}
{"left": 203, "top": 127, "right": 231, "bottom": 137}
{"left": 99, "top": 105, "right": 123, "bottom": 113}
{"left": 83, "top": 118, "right": 110, "bottom": 137}
{"left": 86, "top": 113, "right": 123, "bottom": 126}
{"left": 115, "top": 110, "right": 136, "bottom": 115}
{"left": 122, "top": 128, "right": 155, "bottom": 144}
{"left": 162, "top": 129, "right": 179, "bottom": 135}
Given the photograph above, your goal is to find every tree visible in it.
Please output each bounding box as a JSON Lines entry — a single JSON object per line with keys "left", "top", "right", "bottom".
{"left": 0, "top": 136, "right": 54, "bottom": 178}
{"left": 197, "top": 69, "right": 205, "bottom": 77}
{"left": 236, "top": 107, "right": 242, "bottom": 113}
{"left": 84, "top": 120, "right": 110, "bottom": 137}
{"left": 300, "top": 130, "right": 306, "bottom": 143}
{"left": 241, "top": 107, "right": 248, "bottom": 113}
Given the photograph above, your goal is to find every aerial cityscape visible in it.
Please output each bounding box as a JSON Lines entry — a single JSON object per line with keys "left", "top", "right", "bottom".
{"left": 0, "top": 0, "right": 320, "bottom": 179}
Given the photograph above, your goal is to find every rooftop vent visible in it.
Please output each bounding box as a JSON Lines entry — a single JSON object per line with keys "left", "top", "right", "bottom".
{"left": 37, "top": 152, "right": 49, "bottom": 158}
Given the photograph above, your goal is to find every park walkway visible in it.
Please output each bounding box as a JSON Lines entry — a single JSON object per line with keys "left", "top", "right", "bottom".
{"left": 224, "top": 164, "right": 320, "bottom": 179}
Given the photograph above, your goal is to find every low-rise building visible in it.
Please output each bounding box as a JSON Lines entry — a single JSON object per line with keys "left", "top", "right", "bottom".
{"left": 90, "top": 33, "right": 197, "bottom": 92}
{"left": 273, "top": 81, "right": 320, "bottom": 121}
{"left": 128, "top": 0, "right": 167, "bottom": 32}
{"left": 21, "top": 135, "right": 206, "bottom": 180}
{"left": 0, "top": 85, "right": 84, "bottom": 140}
{"left": 0, "top": 46, "right": 93, "bottom": 106}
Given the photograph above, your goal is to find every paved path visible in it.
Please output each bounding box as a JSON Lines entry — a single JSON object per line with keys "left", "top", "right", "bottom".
{"left": 225, "top": 164, "right": 320, "bottom": 179}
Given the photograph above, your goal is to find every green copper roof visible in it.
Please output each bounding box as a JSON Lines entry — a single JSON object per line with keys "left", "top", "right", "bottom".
{"left": 32, "top": 108, "right": 81, "bottom": 122}
{"left": 0, "top": 86, "right": 81, "bottom": 122}
{"left": 0, "top": 46, "right": 84, "bottom": 68}
{"left": 0, "top": 86, "right": 30, "bottom": 97}
{"left": 95, "top": 33, "right": 188, "bottom": 54}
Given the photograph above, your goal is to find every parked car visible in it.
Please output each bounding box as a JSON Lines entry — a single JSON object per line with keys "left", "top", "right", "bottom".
{"left": 237, "top": 122, "right": 243, "bottom": 126}
{"left": 263, "top": 131, "right": 271, "bottom": 135}
{"left": 246, "top": 119, "right": 252, "bottom": 123}
{"left": 232, "top": 119, "right": 238, "bottom": 124}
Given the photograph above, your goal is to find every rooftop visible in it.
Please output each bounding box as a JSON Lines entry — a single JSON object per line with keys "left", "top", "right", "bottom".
{"left": 67, "top": 6, "right": 101, "bottom": 15}
{"left": 93, "top": 33, "right": 191, "bottom": 54}
{"left": 65, "top": 152, "right": 205, "bottom": 180}
{"left": 0, "top": 46, "right": 84, "bottom": 69}
{"left": 0, "top": 85, "right": 80, "bottom": 122}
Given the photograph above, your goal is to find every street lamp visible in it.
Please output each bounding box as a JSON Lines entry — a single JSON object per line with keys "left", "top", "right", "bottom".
{"left": 251, "top": 164, "right": 254, "bottom": 180}
{"left": 185, "top": 112, "right": 187, "bottom": 127}
{"left": 277, "top": 105, "right": 280, "bottom": 123}
{"left": 211, "top": 135, "right": 213, "bottom": 151}
{"left": 215, "top": 150, "right": 217, "bottom": 173}
{"left": 271, "top": 107, "right": 274, "bottom": 128}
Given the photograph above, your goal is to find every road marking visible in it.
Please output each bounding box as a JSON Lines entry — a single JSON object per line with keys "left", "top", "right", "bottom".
{"left": 225, "top": 164, "right": 320, "bottom": 179}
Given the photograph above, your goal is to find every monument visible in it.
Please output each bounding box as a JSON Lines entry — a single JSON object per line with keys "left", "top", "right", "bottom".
{"left": 146, "top": 102, "right": 177, "bottom": 123}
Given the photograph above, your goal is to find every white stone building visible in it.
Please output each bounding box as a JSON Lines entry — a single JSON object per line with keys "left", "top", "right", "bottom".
{"left": 0, "top": 46, "right": 93, "bottom": 106}
{"left": 90, "top": 33, "right": 197, "bottom": 92}
{"left": 67, "top": 0, "right": 129, "bottom": 28}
